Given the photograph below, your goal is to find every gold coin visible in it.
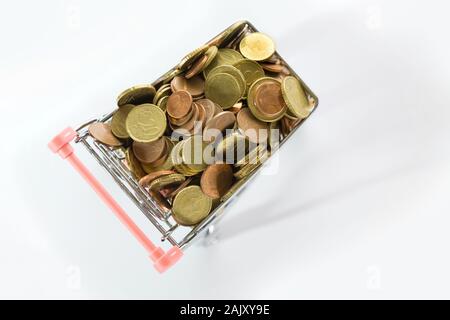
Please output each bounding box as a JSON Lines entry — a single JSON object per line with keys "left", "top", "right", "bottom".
{"left": 139, "top": 170, "right": 175, "bottom": 187}
{"left": 111, "top": 104, "right": 134, "bottom": 139}
{"left": 117, "top": 84, "right": 156, "bottom": 106}
{"left": 203, "top": 48, "right": 243, "bottom": 78}
{"left": 124, "top": 147, "right": 146, "bottom": 180}
{"left": 88, "top": 122, "right": 122, "bottom": 147}
{"left": 233, "top": 59, "right": 265, "bottom": 89}
{"left": 207, "top": 65, "right": 246, "bottom": 97}
{"left": 156, "top": 95, "right": 169, "bottom": 111}
{"left": 185, "top": 46, "right": 218, "bottom": 79}
{"left": 125, "top": 104, "right": 167, "bottom": 143}
{"left": 181, "top": 135, "right": 207, "bottom": 172}
{"left": 178, "top": 44, "right": 209, "bottom": 71}
{"left": 172, "top": 186, "right": 212, "bottom": 226}
{"left": 215, "top": 132, "right": 248, "bottom": 164}
{"left": 152, "top": 84, "right": 172, "bottom": 104}
{"left": 206, "top": 20, "right": 247, "bottom": 47}
{"left": 148, "top": 173, "right": 186, "bottom": 191}
{"left": 205, "top": 72, "right": 242, "bottom": 109}
{"left": 239, "top": 32, "right": 275, "bottom": 61}
{"left": 281, "top": 76, "right": 313, "bottom": 119}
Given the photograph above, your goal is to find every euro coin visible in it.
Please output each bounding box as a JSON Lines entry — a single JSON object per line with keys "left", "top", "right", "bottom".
{"left": 148, "top": 173, "right": 186, "bottom": 191}
{"left": 281, "top": 76, "right": 313, "bottom": 119}
{"left": 236, "top": 108, "right": 269, "bottom": 143}
{"left": 125, "top": 104, "right": 166, "bottom": 143}
{"left": 172, "top": 186, "right": 212, "bottom": 226}
{"left": 88, "top": 122, "right": 122, "bottom": 147}
{"left": 200, "top": 164, "right": 234, "bottom": 199}
{"left": 111, "top": 104, "right": 134, "bottom": 139}
{"left": 233, "top": 59, "right": 265, "bottom": 89}
{"left": 117, "top": 84, "right": 156, "bottom": 106}
{"left": 166, "top": 90, "right": 193, "bottom": 119}
{"left": 203, "top": 48, "right": 243, "bottom": 78}
{"left": 239, "top": 32, "right": 275, "bottom": 61}
{"left": 247, "top": 77, "right": 287, "bottom": 122}
{"left": 178, "top": 45, "right": 209, "bottom": 71}
{"left": 205, "top": 72, "right": 242, "bottom": 109}
{"left": 132, "top": 136, "right": 166, "bottom": 164}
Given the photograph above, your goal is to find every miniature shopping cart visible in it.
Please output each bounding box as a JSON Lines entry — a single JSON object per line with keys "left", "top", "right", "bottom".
{"left": 48, "top": 21, "right": 318, "bottom": 273}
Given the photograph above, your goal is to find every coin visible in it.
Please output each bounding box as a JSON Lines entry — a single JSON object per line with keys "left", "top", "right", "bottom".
{"left": 236, "top": 108, "right": 269, "bottom": 143}
{"left": 207, "top": 65, "right": 246, "bottom": 97}
{"left": 125, "top": 104, "right": 167, "bottom": 142}
{"left": 196, "top": 99, "right": 216, "bottom": 124}
{"left": 148, "top": 173, "right": 186, "bottom": 191}
{"left": 281, "top": 76, "right": 313, "bottom": 119}
{"left": 164, "top": 177, "right": 192, "bottom": 199}
{"left": 142, "top": 138, "right": 175, "bottom": 172}
{"left": 111, "top": 104, "right": 134, "bottom": 139}
{"left": 156, "top": 95, "right": 169, "bottom": 111}
{"left": 206, "top": 20, "right": 247, "bottom": 47}
{"left": 124, "top": 147, "right": 146, "bottom": 180}
{"left": 185, "top": 54, "right": 208, "bottom": 79}
{"left": 171, "top": 101, "right": 199, "bottom": 134}
{"left": 152, "top": 84, "right": 172, "bottom": 104}
{"left": 166, "top": 90, "right": 193, "bottom": 119}
{"left": 181, "top": 135, "right": 207, "bottom": 171}
{"left": 205, "top": 72, "right": 242, "bottom": 109}
{"left": 88, "top": 122, "right": 122, "bottom": 147}
{"left": 247, "top": 77, "right": 287, "bottom": 122}
{"left": 172, "top": 185, "right": 212, "bottom": 226}
{"left": 203, "top": 48, "right": 243, "bottom": 78}
{"left": 117, "top": 84, "right": 156, "bottom": 106}
{"left": 215, "top": 132, "right": 248, "bottom": 164}
{"left": 260, "top": 63, "right": 286, "bottom": 74}
{"left": 132, "top": 136, "right": 166, "bottom": 164}
{"left": 239, "top": 32, "right": 275, "bottom": 61}
{"left": 203, "top": 111, "right": 236, "bottom": 142}
{"left": 178, "top": 45, "right": 209, "bottom": 71}
{"left": 139, "top": 170, "right": 175, "bottom": 187}
{"left": 200, "top": 164, "right": 234, "bottom": 199}
{"left": 233, "top": 59, "right": 265, "bottom": 89}
{"left": 171, "top": 75, "right": 205, "bottom": 97}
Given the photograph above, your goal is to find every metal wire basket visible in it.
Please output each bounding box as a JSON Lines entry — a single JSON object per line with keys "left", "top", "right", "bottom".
{"left": 49, "top": 20, "right": 318, "bottom": 273}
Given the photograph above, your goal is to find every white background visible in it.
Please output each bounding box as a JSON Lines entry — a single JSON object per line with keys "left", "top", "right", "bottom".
{"left": 1, "top": 0, "right": 449, "bottom": 299}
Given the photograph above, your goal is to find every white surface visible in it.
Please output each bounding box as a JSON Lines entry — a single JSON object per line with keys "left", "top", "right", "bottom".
{"left": 1, "top": 0, "right": 449, "bottom": 299}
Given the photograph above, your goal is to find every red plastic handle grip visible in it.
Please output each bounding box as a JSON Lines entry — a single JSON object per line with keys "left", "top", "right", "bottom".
{"left": 48, "top": 127, "right": 182, "bottom": 273}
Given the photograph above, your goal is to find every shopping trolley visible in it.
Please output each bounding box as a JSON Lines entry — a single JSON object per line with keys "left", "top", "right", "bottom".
{"left": 48, "top": 21, "right": 318, "bottom": 273}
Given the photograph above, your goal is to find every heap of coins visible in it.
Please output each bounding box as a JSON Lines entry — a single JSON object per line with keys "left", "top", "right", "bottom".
{"left": 87, "top": 21, "right": 316, "bottom": 227}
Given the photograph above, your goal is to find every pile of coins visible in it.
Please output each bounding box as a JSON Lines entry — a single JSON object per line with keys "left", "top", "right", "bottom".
{"left": 87, "top": 21, "right": 316, "bottom": 228}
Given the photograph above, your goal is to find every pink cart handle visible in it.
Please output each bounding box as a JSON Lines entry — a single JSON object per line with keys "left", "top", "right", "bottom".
{"left": 48, "top": 127, "right": 183, "bottom": 273}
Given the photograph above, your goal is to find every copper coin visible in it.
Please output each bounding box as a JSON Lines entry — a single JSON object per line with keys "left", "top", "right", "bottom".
{"left": 213, "top": 102, "right": 223, "bottom": 115}
{"left": 203, "top": 111, "right": 236, "bottom": 142}
{"left": 132, "top": 137, "right": 167, "bottom": 164}
{"left": 171, "top": 75, "right": 205, "bottom": 97}
{"left": 166, "top": 90, "right": 193, "bottom": 119}
{"left": 195, "top": 102, "right": 207, "bottom": 130}
{"left": 260, "top": 63, "right": 285, "bottom": 73}
{"left": 172, "top": 101, "right": 200, "bottom": 134}
{"left": 254, "top": 80, "right": 286, "bottom": 117}
{"left": 88, "top": 122, "right": 122, "bottom": 147}
{"left": 236, "top": 108, "right": 269, "bottom": 143}
{"left": 196, "top": 99, "right": 216, "bottom": 124}
{"left": 169, "top": 104, "right": 194, "bottom": 126}
{"left": 185, "top": 54, "right": 209, "bottom": 79}
{"left": 139, "top": 170, "right": 175, "bottom": 187}
{"left": 200, "top": 164, "right": 234, "bottom": 199}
